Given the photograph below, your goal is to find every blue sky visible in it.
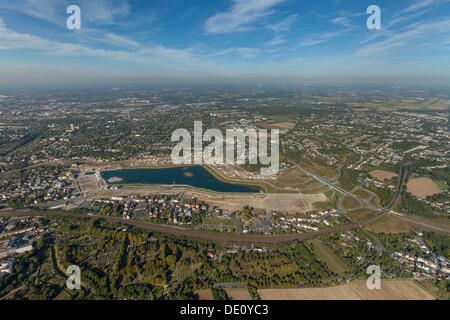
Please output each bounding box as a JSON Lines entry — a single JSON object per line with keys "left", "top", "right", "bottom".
{"left": 0, "top": 0, "right": 449, "bottom": 87}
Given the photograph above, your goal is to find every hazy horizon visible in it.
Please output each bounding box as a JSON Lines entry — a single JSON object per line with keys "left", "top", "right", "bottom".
{"left": 0, "top": 0, "right": 450, "bottom": 88}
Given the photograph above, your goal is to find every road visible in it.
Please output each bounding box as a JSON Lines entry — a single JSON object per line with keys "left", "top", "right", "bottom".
{"left": 294, "top": 166, "right": 377, "bottom": 210}
{"left": 386, "top": 165, "right": 407, "bottom": 210}
{"left": 383, "top": 165, "right": 449, "bottom": 234}
{"left": 295, "top": 163, "right": 449, "bottom": 235}
{"left": 389, "top": 212, "right": 450, "bottom": 234}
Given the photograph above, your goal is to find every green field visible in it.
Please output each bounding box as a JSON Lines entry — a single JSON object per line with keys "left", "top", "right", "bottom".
{"left": 434, "top": 180, "right": 448, "bottom": 190}
{"left": 270, "top": 115, "right": 294, "bottom": 122}
{"left": 348, "top": 209, "right": 376, "bottom": 222}
{"left": 310, "top": 239, "right": 348, "bottom": 275}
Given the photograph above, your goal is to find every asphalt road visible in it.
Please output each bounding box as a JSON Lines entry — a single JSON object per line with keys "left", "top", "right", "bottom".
{"left": 390, "top": 212, "right": 450, "bottom": 234}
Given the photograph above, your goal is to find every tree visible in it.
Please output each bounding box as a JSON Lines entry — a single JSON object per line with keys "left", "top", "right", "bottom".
{"left": 36, "top": 234, "right": 46, "bottom": 250}
{"left": 211, "top": 287, "right": 229, "bottom": 300}
{"left": 166, "top": 255, "right": 177, "bottom": 266}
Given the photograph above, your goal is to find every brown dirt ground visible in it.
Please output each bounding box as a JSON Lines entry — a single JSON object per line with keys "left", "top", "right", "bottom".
{"left": 406, "top": 178, "right": 443, "bottom": 199}
{"left": 352, "top": 190, "right": 372, "bottom": 200}
{"left": 97, "top": 185, "right": 327, "bottom": 214}
{"left": 348, "top": 209, "right": 376, "bottom": 222}
{"left": 365, "top": 215, "right": 414, "bottom": 234}
{"left": 225, "top": 288, "right": 252, "bottom": 300}
{"left": 342, "top": 197, "right": 361, "bottom": 210}
{"left": 275, "top": 168, "right": 323, "bottom": 193}
{"left": 258, "top": 122, "right": 297, "bottom": 130}
{"left": 370, "top": 170, "right": 398, "bottom": 181}
{"left": 196, "top": 289, "right": 214, "bottom": 300}
{"left": 258, "top": 280, "right": 435, "bottom": 300}
{"left": 365, "top": 214, "right": 450, "bottom": 234}
{"left": 305, "top": 162, "right": 338, "bottom": 180}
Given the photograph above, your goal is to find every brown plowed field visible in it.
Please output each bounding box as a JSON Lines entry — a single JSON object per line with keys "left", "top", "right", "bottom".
{"left": 258, "top": 280, "right": 434, "bottom": 300}
{"left": 369, "top": 170, "right": 398, "bottom": 181}
{"left": 407, "top": 178, "right": 442, "bottom": 199}
{"left": 225, "top": 288, "right": 252, "bottom": 300}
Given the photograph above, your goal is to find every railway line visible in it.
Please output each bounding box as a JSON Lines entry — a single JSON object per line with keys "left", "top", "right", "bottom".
{"left": 0, "top": 209, "right": 386, "bottom": 244}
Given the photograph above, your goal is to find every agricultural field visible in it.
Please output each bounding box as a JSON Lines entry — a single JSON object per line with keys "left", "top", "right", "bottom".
{"left": 370, "top": 170, "right": 398, "bottom": 181}
{"left": 310, "top": 239, "right": 347, "bottom": 274}
{"left": 256, "top": 114, "right": 297, "bottom": 130}
{"left": 342, "top": 197, "right": 361, "bottom": 210}
{"left": 365, "top": 215, "right": 415, "bottom": 234}
{"left": 258, "top": 122, "right": 297, "bottom": 130}
{"left": 303, "top": 161, "right": 338, "bottom": 180}
{"left": 348, "top": 209, "right": 376, "bottom": 222}
{"left": 196, "top": 289, "right": 214, "bottom": 300}
{"left": 346, "top": 98, "right": 449, "bottom": 111}
{"left": 434, "top": 180, "right": 448, "bottom": 190}
{"left": 257, "top": 280, "right": 435, "bottom": 300}
{"left": 407, "top": 178, "right": 443, "bottom": 199}
{"left": 366, "top": 214, "right": 450, "bottom": 234}
{"left": 225, "top": 288, "right": 252, "bottom": 300}
{"left": 274, "top": 168, "right": 324, "bottom": 193}
{"left": 270, "top": 115, "right": 296, "bottom": 122}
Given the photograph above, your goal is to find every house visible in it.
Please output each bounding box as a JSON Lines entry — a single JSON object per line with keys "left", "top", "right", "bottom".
{"left": 0, "top": 259, "right": 15, "bottom": 274}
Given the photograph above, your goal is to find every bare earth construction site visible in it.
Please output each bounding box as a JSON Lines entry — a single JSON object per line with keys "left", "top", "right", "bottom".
{"left": 79, "top": 169, "right": 328, "bottom": 214}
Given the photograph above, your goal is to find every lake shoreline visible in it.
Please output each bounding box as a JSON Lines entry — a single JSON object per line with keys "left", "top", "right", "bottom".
{"left": 101, "top": 166, "right": 263, "bottom": 194}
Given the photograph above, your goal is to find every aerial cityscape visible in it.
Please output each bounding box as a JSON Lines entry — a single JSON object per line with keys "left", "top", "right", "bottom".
{"left": 0, "top": 0, "right": 448, "bottom": 306}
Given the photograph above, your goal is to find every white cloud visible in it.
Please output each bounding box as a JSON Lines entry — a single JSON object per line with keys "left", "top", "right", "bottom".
{"left": 0, "top": 18, "right": 196, "bottom": 69}
{"left": 265, "top": 35, "right": 286, "bottom": 46}
{"left": 356, "top": 18, "right": 450, "bottom": 56}
{"left": 329, "top": 16, "right": 351, "bottom": 27}
{"left": 85, "top": 31, "right": 142, "bottom": 48}
{"left": 402, "top": 0, "right": 436, "bottom": 14}
{"left": 81, "top": 0, "right": 131, "bottom": 24}
{"left": 205, "top": 0, "right": 286, "bottom": 34}
{"left": 0, "top": 0, "right": 131, "bottom": 25}
{"left": 0, "top": 16, "right": 263, "bottom": 75}
{"left": 203, "top": 47, "right": 260, "bottom": 59}
{"left": 393, "top": 0, "right": 450, "bottom": 17}
{"left": 299, "top": 29, "right": 350, "bottom": 47}
{"left": 0, "top": 0, "right": 64, "bottom": 24}
{"left": 267, "top": 14, "right": 297, "bottom": 32}
{"left": 387, "top": 9, "right": 431, "bottom": 28}
{"left": 299, "top": 38, "right": 328, "bottom": 47}
{"left": 361, "top": 0, "right": 449, "bottom": 44}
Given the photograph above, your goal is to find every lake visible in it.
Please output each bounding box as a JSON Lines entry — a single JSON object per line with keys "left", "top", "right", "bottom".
{"left": 101, "top": 166, "right": 262, "bottom": 193}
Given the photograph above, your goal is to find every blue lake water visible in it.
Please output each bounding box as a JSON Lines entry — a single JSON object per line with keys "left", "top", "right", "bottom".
{"left": 101, "top": 166, "right": 262, "bottom": 193}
